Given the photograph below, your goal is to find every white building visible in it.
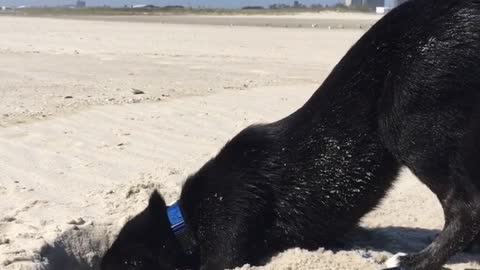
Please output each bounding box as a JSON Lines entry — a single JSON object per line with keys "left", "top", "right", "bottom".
{"left": 345, "top": 0, "right": 384, "bottom": 9}
{"left": 376, "top": 6, "right": 393, "bottom": 14}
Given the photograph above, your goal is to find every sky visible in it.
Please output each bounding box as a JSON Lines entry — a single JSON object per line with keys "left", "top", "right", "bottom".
{"left": 0, "top": 0, "right": 344, "bottom": 8}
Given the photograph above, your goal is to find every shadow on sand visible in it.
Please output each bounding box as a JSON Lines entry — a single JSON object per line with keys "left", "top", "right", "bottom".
{"left": 346, "top": 226, "right": 480, "bottom": 265}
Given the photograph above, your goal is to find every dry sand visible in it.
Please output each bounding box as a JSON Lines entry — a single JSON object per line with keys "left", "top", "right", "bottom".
{"left": 0, "top": 15, "right": 479, "bottom": 270}
{"left": 44, "top": 12, "right": 381, "bottom": 29}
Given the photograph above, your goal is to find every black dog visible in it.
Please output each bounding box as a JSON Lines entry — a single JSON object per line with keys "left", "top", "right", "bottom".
{"left": 101, "top": 0, "right": 480, "bottom": 269}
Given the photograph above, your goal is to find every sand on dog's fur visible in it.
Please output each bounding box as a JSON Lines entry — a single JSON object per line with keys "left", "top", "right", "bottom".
{"left": 0, "top": 15, "right": 479, "bottom": 270}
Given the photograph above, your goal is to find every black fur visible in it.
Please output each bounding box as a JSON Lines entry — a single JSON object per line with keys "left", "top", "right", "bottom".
{"left": 101, "top": 0, "right": 480, "bottom": 269}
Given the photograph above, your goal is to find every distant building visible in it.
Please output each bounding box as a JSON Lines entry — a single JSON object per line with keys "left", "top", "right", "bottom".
{"left": 76, "top": 0, "right": 86, "bottom": 8}
{"left": 293, "top": 1, "right": 306, "bottom": 8}
{"left": 376, "top": 6, "right": 393, "bottom": 13}
{"left": 364, "top": 0, "right": 384, "bottom": 9}
{"left": 345, "top": 0, "right": 384, "bottom": 10}
{"left": 345, "top": 0, "right": 362, "bottom": 8}
{"left": 393, "top": 0, "right": 408, "bottom": 7}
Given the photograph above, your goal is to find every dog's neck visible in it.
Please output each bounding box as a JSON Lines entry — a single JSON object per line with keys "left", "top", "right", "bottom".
{"left": 167, "top": 202, "right": 197, "bottom": 260}
{"left": 167, "top": 202, "right": 186, "bottom": 234}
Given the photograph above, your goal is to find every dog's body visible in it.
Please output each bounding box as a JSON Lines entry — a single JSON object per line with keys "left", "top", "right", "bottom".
{"left": 102, "top": 0, "right": 480, "bottom": 269}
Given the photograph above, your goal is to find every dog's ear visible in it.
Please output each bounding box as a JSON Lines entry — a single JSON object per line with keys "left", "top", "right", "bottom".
{"left": 147, "top": 190, "right": 168, "bottom": 215}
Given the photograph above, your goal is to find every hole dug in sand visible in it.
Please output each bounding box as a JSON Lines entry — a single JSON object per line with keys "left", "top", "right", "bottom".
{"left": 38, "top": 224, "right": 112, "bottom": 270}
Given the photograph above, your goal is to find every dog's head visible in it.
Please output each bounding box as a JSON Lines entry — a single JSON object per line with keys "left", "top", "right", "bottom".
{"left": 101, "top": 191, "right": 187, "bottom": 270}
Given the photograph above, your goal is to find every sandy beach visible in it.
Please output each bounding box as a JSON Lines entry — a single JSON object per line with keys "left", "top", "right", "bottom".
{"left": 39, "top": 12, "right": 381, "bottom": 29}
{"left": 0, "top": 14, "right": 479, "bottom": 270}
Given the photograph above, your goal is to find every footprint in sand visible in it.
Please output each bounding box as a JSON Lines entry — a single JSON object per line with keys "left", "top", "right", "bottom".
{"left": 0, "top": 236, "right": 10, "bottom": 245}
{"left": 1, "top": 216, "right": 16, "bottom": 223}
{"left": 2, "top": 200, "right": 49, "bottom": 224}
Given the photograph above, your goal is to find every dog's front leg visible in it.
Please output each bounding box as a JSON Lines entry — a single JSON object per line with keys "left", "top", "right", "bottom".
{"left": 198, "top": 241, "right": 250, "bottom": 270}
{"left": 196, "top": 206, "right": 271, "bottom": 270}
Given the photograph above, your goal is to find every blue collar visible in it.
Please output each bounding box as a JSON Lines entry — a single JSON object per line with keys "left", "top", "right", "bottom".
{"left": 167, "top": 201, "right": 186, "bottom": 235}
